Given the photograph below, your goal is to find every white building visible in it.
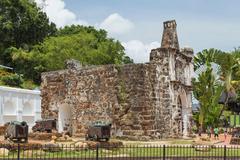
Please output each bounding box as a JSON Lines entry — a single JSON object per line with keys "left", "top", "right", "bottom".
{"left": 0, "top": 86, "right": 41, "bottom": 129}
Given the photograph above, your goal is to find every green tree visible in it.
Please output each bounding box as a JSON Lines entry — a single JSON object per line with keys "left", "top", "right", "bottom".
{"left": 194, "top": 49, "right": 240, "bottom": 111}
{"left": 1, "top": 73, "right": 23, "bottom": 87}
{"left": 193, "top": 68, "right": 223, "bottom": 131}
{"left": 194, "top": 48, "right": 221, "bottom": 71}
{"left": 11, "top": 25, "right": 133, "bottom": 84}
{"left": 214, "top": 49, "right": 240, "bottom": 104}
{"left": 0, "top": 0, "right": 56, "bottom": 66}
{"left": 193, "top": 48, "right": 240, "bottom": 131}
{"left": 230, "top": 49, "right": 240, "bottom": 102}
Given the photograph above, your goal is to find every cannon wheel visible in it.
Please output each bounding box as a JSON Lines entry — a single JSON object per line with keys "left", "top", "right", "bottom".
{"left": 85, "top": 134, "right": 89, "bottom": 141}
{"left": 94, "top": 135, "right": 98, "bottom": 141}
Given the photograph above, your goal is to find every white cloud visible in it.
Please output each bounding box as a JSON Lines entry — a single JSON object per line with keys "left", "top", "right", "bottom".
{"left": 34, "top": 1, "right": 157, "bottom": 63}
{"left": 100, "top": 13, "right": 134, "bottom": 35}
{"left": 35, "top": 0, "right": 88, "bottom": 28}
{"left": 34, "top": 1, "right": 134, "bottom": 35}
{"left": 122, "top": 40, "right": 160, "bottom": 63}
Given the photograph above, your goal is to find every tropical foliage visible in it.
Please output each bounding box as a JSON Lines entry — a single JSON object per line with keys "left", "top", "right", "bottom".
{"left": 1, "top": 74, "right": 23, "bottom": 87}
{"left": 11, "top": 25, "right": 133, "bottom": 84}
{"left": 0, "top": 0, "right": 133, "bottom": 88}
{"left": 0, "top": 0, "right": 57, "bottom": 66}
{"left": 193, "top": 48, "right": 240, "bottom": 130}
{"left": 193, "top": 67, "right": 223, "bottom": 130}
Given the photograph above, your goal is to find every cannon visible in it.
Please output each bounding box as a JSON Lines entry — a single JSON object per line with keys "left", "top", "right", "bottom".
{"left": 32, "top": 119, "right": 57, "bottom": 133}
{"left": 86, "top": 121, "right": 111, "bottom": 141}
{"left": 4, "top": 121, "right": 28, "bottom": 143}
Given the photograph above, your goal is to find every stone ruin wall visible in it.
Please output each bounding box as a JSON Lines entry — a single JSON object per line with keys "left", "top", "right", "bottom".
{"left": 41, "top": 57, "right": 175, "bottom": 139}
{"left": 41, "top": 20, "right": 194, "bottom": 139}
{"left": 41, "top": 64, "right": 141, "bottom": 138}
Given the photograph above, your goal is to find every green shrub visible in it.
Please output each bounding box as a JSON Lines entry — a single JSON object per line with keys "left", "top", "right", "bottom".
{"left": 191, "top": 125, "right": 198, "bottom": 134}
{"left": 0, "top": 68, "right": 12, "bottom": 77}
{"left": 1, "top": 74, "right": 23, "bottom": 87}
{"left": 21, "top": 80, "right": 39, "bottom": 90}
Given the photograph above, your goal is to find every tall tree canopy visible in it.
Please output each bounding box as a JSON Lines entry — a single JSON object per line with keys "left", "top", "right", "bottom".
{"left": 11, "top": 25, "right": 133, "bottom": 84}
{"left": 193, "top": 67, "right": 223, "bottom": 130}
{"left": 193, "top": 48, "right": 240, "bottom": 130}
{"left": 0, "top": 0, "right": 56, "bottom": 65}
{"left": 0, "top": 1, "right": 133, "bottom": 88}
{"left": 194, "top": 49, "right": 240, "bottom": 105}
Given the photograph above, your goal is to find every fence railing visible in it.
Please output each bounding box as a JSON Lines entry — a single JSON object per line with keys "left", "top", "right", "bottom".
{"left": 0, "top": 143, "right": 240, "bottom": 159}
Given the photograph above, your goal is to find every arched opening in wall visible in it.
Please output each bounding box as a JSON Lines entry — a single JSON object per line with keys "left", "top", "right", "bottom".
{"left": 178, "top": 90, "right": 189, "bottom": 137}
{"left": 3, "top": 100, "right": 17, "bottom": 123}
{"left": 4, "top": 100, "right": 16, "bottom": 115}
{"left": 22, "top": 102, "right": 34, "bottom": 115}
{"left": 22, "top": 101, "right": 35, "bottom": 128}
{"left": 58, "top": 104, "right": 72, "bottom": 134}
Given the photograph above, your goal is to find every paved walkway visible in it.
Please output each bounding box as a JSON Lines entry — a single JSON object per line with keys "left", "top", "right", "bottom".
{"left": 199, "top": 134, "right": 239, "bottom": 146}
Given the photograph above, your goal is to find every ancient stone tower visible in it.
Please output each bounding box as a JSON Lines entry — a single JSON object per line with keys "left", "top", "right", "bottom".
{"left": 150, "top": 20, "right": 193, "bottom": 137}
{"left": 41, "top": 20, "right": 193, "bottom": 139}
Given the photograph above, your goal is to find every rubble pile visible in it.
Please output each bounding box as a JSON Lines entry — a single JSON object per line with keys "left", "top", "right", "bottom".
{"left": 28, "top": 132, "right": 62, "bottom": 141}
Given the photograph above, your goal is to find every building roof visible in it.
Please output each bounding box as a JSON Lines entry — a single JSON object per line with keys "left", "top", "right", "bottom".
{"left": 218, "top": 91, "right": 237, "bottom": 104}
{"left": 0, "top": 86, "right": 40, "bottom": 95}
{"left": 192, "top": 103, "right": 200, "bottom": 113}
{"left": 0, "top": 65, "right": 13, "bottom": 70}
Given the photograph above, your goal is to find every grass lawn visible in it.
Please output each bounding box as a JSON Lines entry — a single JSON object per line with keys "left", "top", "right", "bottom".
{"left": 3, "top": 146, "right": 240, "bottom": 158}
{"left": 169, "top": 139, "right": 194, "bottom": 145}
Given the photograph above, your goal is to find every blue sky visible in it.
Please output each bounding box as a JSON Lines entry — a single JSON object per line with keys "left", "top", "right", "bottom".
{"left": 36, "top": 0, "right": 240, "bottom": 62}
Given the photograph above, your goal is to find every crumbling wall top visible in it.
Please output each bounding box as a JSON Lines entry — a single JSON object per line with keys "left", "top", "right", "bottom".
{"left": 180, "top": 47, "right": 194, "bottom": 54}
{"left": 65, "top": 59, "right": 82, "bottom": 70}
{"left": 163, "top": 20, "right": 177, "bottom": 29}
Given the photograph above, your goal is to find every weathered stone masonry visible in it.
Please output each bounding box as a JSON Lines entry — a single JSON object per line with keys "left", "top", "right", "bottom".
{"left": 41, "top": 20, "right": 194, "bottom": 139}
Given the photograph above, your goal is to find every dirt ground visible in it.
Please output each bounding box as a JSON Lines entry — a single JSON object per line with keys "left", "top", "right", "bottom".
{"left": 0, "top": 133, "right": 232, "bottom": 146}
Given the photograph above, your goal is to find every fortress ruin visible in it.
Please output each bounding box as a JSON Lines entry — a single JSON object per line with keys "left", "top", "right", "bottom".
{"left": 41, "top": 20, "right": 194, "bottom": 139}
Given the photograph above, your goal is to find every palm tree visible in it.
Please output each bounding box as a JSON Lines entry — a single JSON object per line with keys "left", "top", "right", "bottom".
{"left": 213, "top": 49, "right": 240, "bottom": 116}
{"left": 193, "top": 48, "right": 240, "bottom": 132}
{"left": 194, "top": 48, "right": 221, "bottom": 71}
{"left": 194, "top": 48, "right": 240, "bottom": 110}
{"left": 193, "top": 67, "right": 223, "bottom": 132}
